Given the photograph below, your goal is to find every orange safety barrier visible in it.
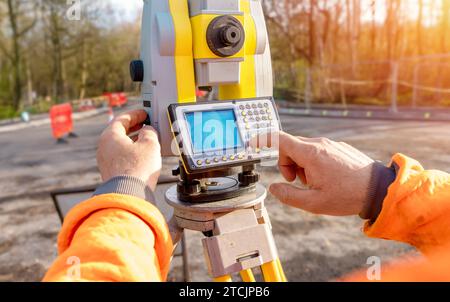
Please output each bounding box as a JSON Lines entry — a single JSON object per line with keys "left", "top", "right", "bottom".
{"left": 196, "top": 90, "right": 207, "bottom": 98}
{"left": 50, "top": 103, "right": 73, "bottom": 139}
{"left": 105, "top": 92, "right": 128, "bottom": 108}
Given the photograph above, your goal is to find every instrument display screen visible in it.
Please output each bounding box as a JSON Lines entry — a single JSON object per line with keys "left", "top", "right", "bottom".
{"left": 185, "top": 109, "right": 243, "bottom": 154}
{"left": 168, "top": 98, "right": 281, "bottom": 173}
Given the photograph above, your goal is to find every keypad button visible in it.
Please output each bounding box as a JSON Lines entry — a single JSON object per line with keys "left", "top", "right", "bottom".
{"left": 260, "top": 109, "right": 265, "bottom": 115}
{"left": 268, "top": 116, "right": 273, "bottom": 120}
{"left": 258, "top": 103, "right": 263, "bottom": 108}
{"left": 252, "top": 104, "right": 257, "bottom": 109}
{"left": 264, "top": 103, "right": 269, "bottom": 108}
{"left": 256, "top": 117, "right": 261, "bottom": 122}
{"left": 246, "top": 104, "right": 251, "bottom": 109}
{"left": 262, "top": 116, "right": 267, "bottom": 121}
{"left": 230, "top": 155, "right": 236, "bottom": 160}
{"left": 238, "top": 154, "right": 244, "bottom": 159}
{"left": 254, "top": 110, "right": 259, "bottom": 115}
{"left": 245, "top": 124, "right": 251, "bottom": 130}
{"left": 241, "top": 111, "right": 247, "bottom": 116}
{"left": 205, "top": 159, "right": 211, "bottom": 165}
{"left": 239, "top": 105, "right": 245, "bottom": 110}
{"left": 248, "top": 111, "right": 253, "bottom": 116}
{"left": 196, "top": 160, "right": 203, "bottom": 165}
{"left": 222, "top": 156, "right": 228, "bottom": 161}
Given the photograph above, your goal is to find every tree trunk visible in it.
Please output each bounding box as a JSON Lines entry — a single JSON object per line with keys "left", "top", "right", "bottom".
{"left": 345, "top": 0, "right": 357, "bottom": 74}
{"left": 441, "top": 0, "right": 450, "bottom": 53}
{"left": 25, "top": 56, "right": 33, "bottom": 106}
{"left": 370, "top": 0, "right": 377, "bottom": 55}
{"left": 7, "top": 0, "right": 22, "bottom": 111}
{"left": 309, "top": 0, "right": 317, "bottom": 66}
{"left": 79, "top": 39, "right": 88, "bottom": 101}
{"left": 417, "top": 0, "right": 424, "bottom": 55}
{"left": 50, "top": 4, "right": 65, "bottom": 103}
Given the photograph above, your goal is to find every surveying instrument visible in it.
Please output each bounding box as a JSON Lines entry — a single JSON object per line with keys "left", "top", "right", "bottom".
{"left": 130, "top": 0, "right": 286, "bottom": 282}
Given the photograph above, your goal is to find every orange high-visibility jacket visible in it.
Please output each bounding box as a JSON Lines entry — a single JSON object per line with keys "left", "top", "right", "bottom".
{"left": 43, "top": 154, "right": 450, "bottom": 282}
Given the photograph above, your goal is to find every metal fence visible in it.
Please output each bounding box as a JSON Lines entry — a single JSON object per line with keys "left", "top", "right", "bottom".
{"left": 275, "top": 54, "right": 450, "bottom": 111}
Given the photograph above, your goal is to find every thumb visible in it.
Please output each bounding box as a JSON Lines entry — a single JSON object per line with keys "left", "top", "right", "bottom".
{"left": 137, "top": 125, "right": 159, "bottom": 145}
{"left": 270, "top": 183, "right": 322, "bottom": 214}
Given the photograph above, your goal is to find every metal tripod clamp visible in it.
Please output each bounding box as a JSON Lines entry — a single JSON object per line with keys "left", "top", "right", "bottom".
{"left": 166, "top": 184, "right": 279, "bottom": 278}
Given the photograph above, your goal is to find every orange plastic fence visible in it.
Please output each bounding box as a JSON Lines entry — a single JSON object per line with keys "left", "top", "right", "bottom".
{"left": 105, "top": 92, "right": 128, "bottom": 108}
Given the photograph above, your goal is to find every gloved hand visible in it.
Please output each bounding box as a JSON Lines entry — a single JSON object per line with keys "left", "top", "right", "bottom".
{"left": 96, "top": 110, "right": 162, "bottom": 191}
{"left": 265, "top": 132, "right": 376, "bottom": 216}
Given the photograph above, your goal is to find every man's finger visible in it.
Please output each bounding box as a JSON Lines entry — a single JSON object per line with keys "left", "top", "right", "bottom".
{"left": 111, "top": 110, "right": 148, "bottom": 135}
{"left": 137, "top": 125, "right": 159, "bottom": 145}
{"left": 277, "top": 132, "right": 315, "bottom": 167}
{"left": 269, "top": 183, "right": 323, "bottom": 214}
{"left": 279, "top": 164, "right": 297, "bottom": 182}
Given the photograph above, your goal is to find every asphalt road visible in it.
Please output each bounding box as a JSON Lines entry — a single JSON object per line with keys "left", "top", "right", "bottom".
{"left": 1, "top": 103, "right": 449, "bottom": 281}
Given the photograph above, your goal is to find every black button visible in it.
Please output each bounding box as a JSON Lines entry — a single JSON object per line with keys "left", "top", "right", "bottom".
{"left": 264, "top": 103, "right": 269, "bottom": 108}
{"left": 130, "top": 60, "right": 144, "bottom": 82}
{"left": 258, "top": 103, "right": 263, "bottom": 108}
{"left": 252, "top": 104, "right": 257, "bottom": 109}
{"left": 246, "top": 104, "right": 251, "bottom": 109}
{"left": 239, "top": 105, "right": 245, "bottom": 110}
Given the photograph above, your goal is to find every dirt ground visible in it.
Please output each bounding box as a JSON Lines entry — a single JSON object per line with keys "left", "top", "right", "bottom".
{"left": 1, "top": 108, "right": 449, "bottom": 282}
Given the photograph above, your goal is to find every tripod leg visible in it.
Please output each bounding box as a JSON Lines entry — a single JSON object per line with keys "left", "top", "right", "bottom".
{"left": 276, "top": 258, "right": 287, "bottom": 282}
{"left": 261, "top": 260, "right": 282, "bottom": 282}
{"left": 214, "top": 275, "right": 233, "bottom": 282}
{"left": 240, "top": 269, "right": 256, "bottom": 282}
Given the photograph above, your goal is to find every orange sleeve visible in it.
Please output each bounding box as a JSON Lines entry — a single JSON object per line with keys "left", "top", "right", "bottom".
{"left": 42, "top": 194, "right": 173, "bottom": 282}
{"left": 343, "top": 154, "right": 450, "bottom": 282}
{"left": 364, "top": 153, "right": 450, "bottom": 255}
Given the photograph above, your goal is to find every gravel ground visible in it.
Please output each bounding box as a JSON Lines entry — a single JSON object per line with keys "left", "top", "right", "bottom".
{"left": 0, "top": 106, "right": 449, "bottom": 282}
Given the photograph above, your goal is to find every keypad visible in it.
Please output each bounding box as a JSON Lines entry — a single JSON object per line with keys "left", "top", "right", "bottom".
{"left": 195, "top": 99, "right": 278, "bottom": 168}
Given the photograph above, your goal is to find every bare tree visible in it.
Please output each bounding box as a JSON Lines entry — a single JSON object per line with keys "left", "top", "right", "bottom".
{"left": 417, "top": 0, "right": 424, "bottom": 55}
{"left": 1, "top": 0, "right": 37, "bottom": 110}
{"left": 370, "top": 0, "right": 377, "bottom": 55}
{"left": 441, "top": 0, "right": 450, "bottom": 53}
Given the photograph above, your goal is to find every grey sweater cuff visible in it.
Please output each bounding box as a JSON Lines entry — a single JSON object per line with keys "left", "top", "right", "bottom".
{"left": 359, "top": 162, "right": 398, "bottom": 224}
{"left": 93, "top": 175, "right": 155, "bottom": 203}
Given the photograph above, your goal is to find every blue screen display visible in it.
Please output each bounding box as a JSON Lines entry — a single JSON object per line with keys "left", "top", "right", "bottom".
{"left": 185, "top": 110, "right": 243, "bottom": 154}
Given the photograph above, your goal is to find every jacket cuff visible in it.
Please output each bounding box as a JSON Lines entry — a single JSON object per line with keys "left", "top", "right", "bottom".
{"left": 359, "top": 162, "right": 398, "bottom": 224}
{"left": 93, "top": 175, "right": 155, "bottom": 203}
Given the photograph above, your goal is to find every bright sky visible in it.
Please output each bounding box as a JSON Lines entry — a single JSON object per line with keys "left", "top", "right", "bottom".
{"left": 355, "top": 0, "right": 440, "bottom": 25}
{"left": 107, "top": 0, "right": 441, "bottom": 25}
{"left": 109, "top": 0, "right": 143, "bottom": 22}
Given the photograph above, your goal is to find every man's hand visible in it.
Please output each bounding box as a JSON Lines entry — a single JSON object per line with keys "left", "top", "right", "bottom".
{"left": 97, "top": 110, "right": 161, "bottom": 191}
{"left": 267, "top": 132, "right": 375, "bottom": 216}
